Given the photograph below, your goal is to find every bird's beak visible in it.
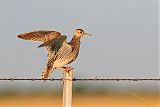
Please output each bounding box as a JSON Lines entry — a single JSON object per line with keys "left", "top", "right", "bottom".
{"left": 83, "top": 33, "right": 93, "bottom": 36}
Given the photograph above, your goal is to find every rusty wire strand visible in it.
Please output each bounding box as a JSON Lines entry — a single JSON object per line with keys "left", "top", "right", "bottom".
{"left": 0, "top": 78, "right": 159, "bottom": 81}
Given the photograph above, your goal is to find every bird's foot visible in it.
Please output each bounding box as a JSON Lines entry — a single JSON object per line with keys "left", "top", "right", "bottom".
{"left": 64, "top": 67, "right": 73, "bottom": 77}
{"left": 57, "top": 67, "right": 73, "bottom": 77}
{"left": 57, "top": 67, "right": 73, "bottom": 72}
{"left": 64, "top": 67, "right": 72, "bottom": 72}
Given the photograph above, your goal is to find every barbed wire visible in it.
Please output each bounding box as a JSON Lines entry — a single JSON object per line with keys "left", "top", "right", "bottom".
{"left": 0, "top": 78, "right": 159, "bottom": 81}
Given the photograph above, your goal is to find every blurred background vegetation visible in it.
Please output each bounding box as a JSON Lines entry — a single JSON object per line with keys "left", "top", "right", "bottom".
{"left": 0, "top": 81, "right": 159, "bottom": 107}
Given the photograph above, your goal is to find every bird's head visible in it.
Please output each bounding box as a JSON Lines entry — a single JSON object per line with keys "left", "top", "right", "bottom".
{"left": 74, "top": 29, "right": 92, "bottom": 37}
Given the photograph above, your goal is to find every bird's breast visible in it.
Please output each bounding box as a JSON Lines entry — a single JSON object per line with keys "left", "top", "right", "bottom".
{"left": 53, "top": 39, "right": 80, "bottom": 68}
{"left": 53, "top": 55, "right": 74, "bottom": 68}
{"left": 53, "top": 48, "right": 80, "bottom": 68}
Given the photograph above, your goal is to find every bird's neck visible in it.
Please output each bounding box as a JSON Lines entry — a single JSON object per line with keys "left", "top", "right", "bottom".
{"left": 69, "top": 35, "right": 81, "bottom": 48}
{"left": 69, "top": 35, "right": 81, "bottom": 46}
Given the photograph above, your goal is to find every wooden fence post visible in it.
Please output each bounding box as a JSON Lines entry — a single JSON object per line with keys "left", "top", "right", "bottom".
{"left": 63, "top": 68, "right": 73, "bottom": 107}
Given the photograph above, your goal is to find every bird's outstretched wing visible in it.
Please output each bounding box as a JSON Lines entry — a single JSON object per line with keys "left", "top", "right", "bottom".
{"left": 17, "top": 30, "right": 62, "bottom": 57}
{"left": 17, "top": 31, "right": 61, "bottom": 42}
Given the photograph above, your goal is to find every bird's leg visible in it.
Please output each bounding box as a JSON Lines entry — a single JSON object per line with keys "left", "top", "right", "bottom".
{"left": 65, "top": 66, "right": 72, "bottom": 72}
{"left": 56, "top": 67, "right": 65, "bottom": 71}
{"left": 64, "top": 66, "right": 72, "bottom": 77}
{"left": 58, "top": 67, "right": 73, "bottom": 77}
{"left": 57, "top": 66, "right": 73, "bottom": 72}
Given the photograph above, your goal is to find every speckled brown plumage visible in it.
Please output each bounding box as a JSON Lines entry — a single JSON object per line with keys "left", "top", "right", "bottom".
{"left": 17, "top": 29, "right": 92, "bottom": 79}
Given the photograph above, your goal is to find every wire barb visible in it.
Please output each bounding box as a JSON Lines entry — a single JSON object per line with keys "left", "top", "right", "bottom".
{"left": 0, "top": 78, "right": 159, "bottom": 81}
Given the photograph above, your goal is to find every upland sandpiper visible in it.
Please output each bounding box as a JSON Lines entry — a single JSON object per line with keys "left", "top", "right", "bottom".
{"left": 18, "top": 29, "right": 92, "bottom": 79}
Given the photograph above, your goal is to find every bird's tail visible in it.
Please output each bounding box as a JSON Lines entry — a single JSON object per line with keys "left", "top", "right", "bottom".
{"left": 41, "top": 67, "right": 54, "bottom": 79}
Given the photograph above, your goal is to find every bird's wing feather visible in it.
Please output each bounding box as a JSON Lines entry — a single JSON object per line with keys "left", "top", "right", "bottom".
{"left": 55, "top": 42, "right": 73, "bottom": 60}
{"left": 17, "top": 31, "right": 61, "bottom": 42}
{"left": 38, "top": 35, "right": 67, "bottom": 54}
{"left": 47, "top": 40, "right": 73, "bottom": 67}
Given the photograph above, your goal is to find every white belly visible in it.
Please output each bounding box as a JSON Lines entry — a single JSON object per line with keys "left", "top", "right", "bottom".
{"left": 53, "top": 57, "right": 73, "bottom": 68}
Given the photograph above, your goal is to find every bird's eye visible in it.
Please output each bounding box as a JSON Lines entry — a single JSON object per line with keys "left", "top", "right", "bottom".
{"left": 80, "top": 31, "right": 83, "bottom": 33}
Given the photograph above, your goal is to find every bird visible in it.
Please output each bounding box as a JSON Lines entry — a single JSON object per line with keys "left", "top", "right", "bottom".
{"left": 17, "top": 29, "right": 92, "bottom": 79}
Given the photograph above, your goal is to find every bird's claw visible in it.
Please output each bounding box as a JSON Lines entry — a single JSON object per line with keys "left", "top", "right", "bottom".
{"left": 64, "top": 67, "right": 72, "bottom": 72}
